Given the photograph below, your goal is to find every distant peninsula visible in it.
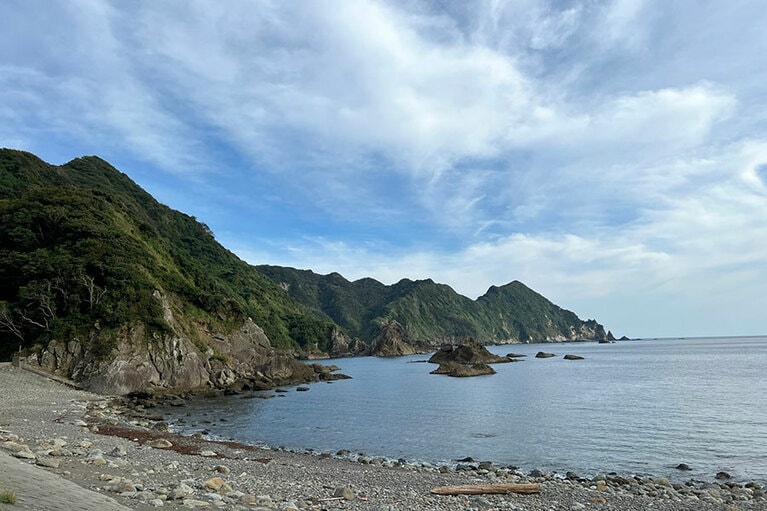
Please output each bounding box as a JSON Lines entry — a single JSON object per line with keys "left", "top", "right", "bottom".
{"left": 0, "top": 149, "right": 607, "bottom": 395}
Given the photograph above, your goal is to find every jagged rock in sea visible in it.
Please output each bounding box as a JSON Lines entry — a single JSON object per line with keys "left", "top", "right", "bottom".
{"left": 429, "top": 361, "right": 496, "bottom": 377}
{"left": 428, "top": 338, "right": 509, "bottom": 365}
{"left": 370, "top": 321, "right": 423, "bottom": 357}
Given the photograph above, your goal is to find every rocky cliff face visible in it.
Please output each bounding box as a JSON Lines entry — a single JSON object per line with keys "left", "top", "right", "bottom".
{"left": 370, "top": 321, "right": 424, "bottom": 357}
{"left": 21, "top": 292, "right": 319, "bottom": 395}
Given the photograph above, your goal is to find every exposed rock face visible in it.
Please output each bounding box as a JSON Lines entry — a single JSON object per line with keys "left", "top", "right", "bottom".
{"left": 329, "top": 328, "right": 370, "bottom": 357}
{"left": 427, "top": 338, "right": 508, "bottom": 377}
{"left": 430, "top": 361, "right": 496, "bottom": 377}
{"left": 370, "top": 321, "right": 422, "bottom": 357}
{"left": 22, "top": 291, "right": 322, "bottom": 395}
{"left": 428, "top": 339, "right": 509, "bottom": 365}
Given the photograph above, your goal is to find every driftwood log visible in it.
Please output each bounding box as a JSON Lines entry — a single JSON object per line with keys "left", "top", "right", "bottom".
{"left": 430, "top": 482, "right": 541, "bottom": 495}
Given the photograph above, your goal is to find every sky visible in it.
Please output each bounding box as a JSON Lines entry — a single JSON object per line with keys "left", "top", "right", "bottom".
{"left": 1, "top": 1, "right": 766, "bottom": 338}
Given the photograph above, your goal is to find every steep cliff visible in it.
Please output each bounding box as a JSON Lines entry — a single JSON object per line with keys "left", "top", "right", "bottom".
{"left": 0, "top": 149, "right": 342, "bottom": 393}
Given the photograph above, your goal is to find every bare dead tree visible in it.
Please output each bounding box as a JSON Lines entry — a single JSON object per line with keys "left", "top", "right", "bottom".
{"left": 17, "top": 281, "right": 57, "bottom": 331}
{"left": 0, "top": 304, "right": 24, "bottom": 341}
{"left": 79, "top": 273, "right": 107, "bottom": 312}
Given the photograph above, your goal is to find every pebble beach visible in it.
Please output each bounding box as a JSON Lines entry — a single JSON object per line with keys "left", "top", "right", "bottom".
{"left": 0, "top": 362, "right": 764, "bottom": 511}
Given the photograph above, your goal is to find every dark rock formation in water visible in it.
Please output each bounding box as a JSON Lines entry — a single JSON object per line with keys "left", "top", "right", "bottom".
{"left": 429, "top": 361, "right": 496, "bottom": 377}
{"left": 429, "top": 339, "right": 509, "bottom": 365}
{"left": 563, "top": 354, "right": 584, "bottom": 360}
{"left": 370, "top": 321, "right": 424, "bottom": 357}
{"left": 535, "top": 351, "right": 556, "bottom": 358}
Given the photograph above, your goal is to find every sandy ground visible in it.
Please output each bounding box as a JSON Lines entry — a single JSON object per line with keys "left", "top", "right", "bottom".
{"left": 0, "top": 362, "right": 764, "bottom": 511}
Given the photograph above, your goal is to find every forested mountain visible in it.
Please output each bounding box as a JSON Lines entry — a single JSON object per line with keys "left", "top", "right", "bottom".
{"left": 0, "top": 149, "right": 341, "bottom": 393}
{"left": 256, "top": 266, "right": 607, "bottom": 344}
{"left": 0, "top": 149, "right": 606, "bottom": 393}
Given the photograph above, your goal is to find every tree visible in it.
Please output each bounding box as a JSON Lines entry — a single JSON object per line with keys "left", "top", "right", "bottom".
{"left": 0, "top": 303, "right": 24, "bottom": 341}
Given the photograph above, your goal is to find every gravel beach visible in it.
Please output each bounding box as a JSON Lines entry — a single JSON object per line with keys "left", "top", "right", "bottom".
{"left": 0, "top": 362, "right": 764, "bottom": 511}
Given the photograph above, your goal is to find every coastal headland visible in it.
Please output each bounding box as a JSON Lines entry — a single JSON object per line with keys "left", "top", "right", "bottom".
{"left": 0, "top": 363, "right": 763, "bottom": 511}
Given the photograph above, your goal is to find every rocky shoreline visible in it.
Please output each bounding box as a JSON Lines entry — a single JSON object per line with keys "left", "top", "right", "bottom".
{"left": 1, "top": 363, "right": 764, "bottom": 511}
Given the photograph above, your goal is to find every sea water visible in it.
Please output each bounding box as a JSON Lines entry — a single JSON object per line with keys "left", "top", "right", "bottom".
{"left": 159, "top": 337, "right": 767, "bottom": 481}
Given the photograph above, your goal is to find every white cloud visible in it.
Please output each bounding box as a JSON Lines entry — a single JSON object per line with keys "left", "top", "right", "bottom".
{"left": 2, "top": 0, "right": 767, "bottom": 336}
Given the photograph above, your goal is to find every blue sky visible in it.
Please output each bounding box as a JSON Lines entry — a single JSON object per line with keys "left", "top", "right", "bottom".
{"left": 2, "top": 0, "right": 766, "bottom": 338}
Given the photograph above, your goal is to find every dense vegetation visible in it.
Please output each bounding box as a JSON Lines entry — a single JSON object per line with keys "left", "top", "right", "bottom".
{"left": 0, "top": 149, "right": 336, "bottom": 360}
{"left": 256, "top": 266, "right": 607, "bottom": 343}
{"left": 0, "top": 149, "right": 606, "bottom": 363}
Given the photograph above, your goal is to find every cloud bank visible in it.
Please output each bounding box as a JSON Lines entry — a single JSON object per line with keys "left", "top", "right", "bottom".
{"left": 2, "top": 0, "right": 766, "bottom": 337}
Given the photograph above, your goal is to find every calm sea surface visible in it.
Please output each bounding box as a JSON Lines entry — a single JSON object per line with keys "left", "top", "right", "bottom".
{"left": 161, "top": 337, "right": 767, "bottom": 482}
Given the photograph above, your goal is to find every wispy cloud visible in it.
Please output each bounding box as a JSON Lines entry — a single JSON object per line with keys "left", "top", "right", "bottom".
{"left": 2, "top": 0, "right": 766, "bottom": 336}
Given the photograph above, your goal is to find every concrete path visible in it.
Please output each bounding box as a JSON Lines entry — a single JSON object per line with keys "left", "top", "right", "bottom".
{"left": 0, "top": 446, "right": 133, "bottom": 511}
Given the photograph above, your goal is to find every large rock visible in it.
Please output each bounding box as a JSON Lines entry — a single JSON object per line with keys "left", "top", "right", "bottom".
{"left": 430, "top": 361, "right": 496, "bottom": 377}
{"left": 24, "top": 291, "right": 321, "bottom": 395}
{"left": 371, "top": 321, "right": 421, "bottom": 357}
{"left": 428, "top": 338, "right": 508, "bottom": 365}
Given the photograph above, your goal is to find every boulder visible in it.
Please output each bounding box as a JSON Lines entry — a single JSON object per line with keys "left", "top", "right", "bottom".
{"left": 535, "top": 352, "right": 556, "bottom": 358}
{"left": 429, "top": 338, "right": 508, "bottom": 365}
{"left": 370, "top": 321, "right": 421, "bottom": 357}
{"left": 563, "top": 354, "right": 584, "bottom": 360}
{"left": 430, "top": 362, "right": 496, "bottom": 377}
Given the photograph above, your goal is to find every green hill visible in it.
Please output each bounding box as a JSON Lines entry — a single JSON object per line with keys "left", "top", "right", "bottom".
{"left": 1, "top": 149, "right": 607, "bottom": 393}
{"left": 0, "top": 149, "right": 340, "bottom": 393}
{"left": 256, "top": 266, "right": 607, "bottom": 344}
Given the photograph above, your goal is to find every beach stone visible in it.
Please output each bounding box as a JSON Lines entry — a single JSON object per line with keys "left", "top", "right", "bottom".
{"left": 2, "top": 441, "right": 29, "bottom": 452}
{"left": 333, "top": 486, "right": 356, "bottom": 500}
{"left": 200, "top": 450, "right": 217, "bottom": 457}
{"left": 36, "top": 457, "right": 60, "bottom": 468}
{"left": 51, "top": 438, "right": 68, "bottom": 449}
{"left": 716, "top": 471, "right": 733, "bottom": 480}
{"left": 149, "top": 499, "right": 165, "bottom": 507}
{"left": 676, "top": 463, "right": 692, "bottom": 471}
{"left": 214, "top": 465, "right": 230, "bottom": 474}
{"left": 169, "top": 482, "right": 195, "bottom": 500}
{"left": 148, "top": 439, "right": 174, "bottom": 449}
{"left": 181, "top": 498, "right": 210, "bottom": 508}
{"left": 110, "top": 445, "right": 128, "bottom": 457}
{"left": 204, "top": 477, "right": 232, "bottom": 494}
{"left": 13, "top": 449, "right": 36, "bottom": 459}
{"left": 239, "top": 494, "right": 258, "bottom": 505}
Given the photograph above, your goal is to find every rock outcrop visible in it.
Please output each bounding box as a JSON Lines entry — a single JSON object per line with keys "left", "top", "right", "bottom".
{"left": 430, "top": 361, "right": 496, "bottom": 377}
{"left": 370, "top": 321, "right": 423, "bottom": 357}
{"left": 428, "top": 339, "right": 509, "bottom": 365}
{"left": 427, "top": 338, "right": 509, "bottom": 377}
{"left": 21, "top": 291, "right": 329, "bottom": 395}
{"left": 535, "top": 351, "right": 556, "bottom": 358}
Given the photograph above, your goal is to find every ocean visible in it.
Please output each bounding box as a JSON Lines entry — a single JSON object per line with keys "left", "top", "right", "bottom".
{"left": 159, "top": 336, "right": 767, "bottom": 482}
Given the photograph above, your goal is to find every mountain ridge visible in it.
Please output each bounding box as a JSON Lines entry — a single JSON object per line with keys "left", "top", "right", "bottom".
{"left": 255, "top": 265, "right": 607, "bottom": 345}
{"left": 1, "top": 148, "right": 608, "bottom": 394}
